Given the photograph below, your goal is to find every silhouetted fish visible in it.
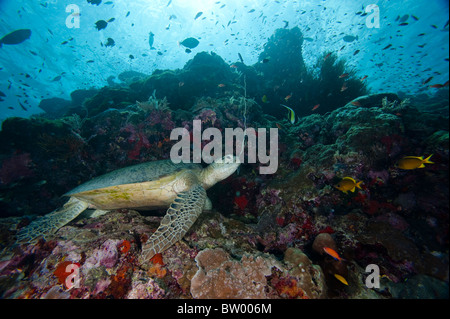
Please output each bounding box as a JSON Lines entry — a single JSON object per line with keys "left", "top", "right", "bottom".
{"left": 194, "top": 12, "right": 203, "bottom": 20}
{"left": 95, "top": 20, "right": 108, "bottom": 31}
{"left": 149, "top": 32, "right": 155, "bottom": 49}
{"left": 105, "top": 37, "right": 115, "bottom": 47}
{"left": 343, "top": 35, "right": 358, "bottom": 42}
{"left": 87, "top": 0, "right": 102, "bottom": 5}
{"left": 180, "top": 37, "right": 199, "bottom": 49}
{"left": 0, "top": 29, "right": 31, "bottom": 47}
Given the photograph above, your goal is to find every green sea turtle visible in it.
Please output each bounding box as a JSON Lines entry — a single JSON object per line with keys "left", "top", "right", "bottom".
{"left": 16, "top": 155, "right": 240, "bottom": 261}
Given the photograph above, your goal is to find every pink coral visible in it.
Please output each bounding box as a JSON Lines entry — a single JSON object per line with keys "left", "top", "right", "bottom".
{"left": 126, "top": 278, "right": 166, "bottom": 299}
{"left": 85, "top": 239, "right": 120, "bottom": 269}
{"left": 120, "top": 124, "right": 150, "bottom": 160}
{"left": 146, "top": 109, "right": 175, "bottom": 131}
{"left": 256, "top": 188, "right": 282, "bottom": 208}
{"left": 195, "top": 109, "right": 219, "bottom": 127}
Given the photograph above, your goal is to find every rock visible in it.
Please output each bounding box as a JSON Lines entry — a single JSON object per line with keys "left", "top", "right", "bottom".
{"left": 312, "top": 233, "right": 337, "bottom": 255}
{"left": 387, "top": 274, "right": 449, "bottom": 299}
{"left": 282, "top": 247, "right": 327, "bottom": 298}
{"left": 38, "top": 97, "right": 72, "bottom": 119}
{"left": 190, "top": 248, "right": 276, "bottom": 299}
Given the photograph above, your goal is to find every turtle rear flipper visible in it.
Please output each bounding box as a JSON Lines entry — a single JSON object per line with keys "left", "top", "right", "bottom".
{"left": 16, "top": 197, "right": 89, "bottom": 244}
{"left": 141, "top": 184, "right": 206, "bottom": 261}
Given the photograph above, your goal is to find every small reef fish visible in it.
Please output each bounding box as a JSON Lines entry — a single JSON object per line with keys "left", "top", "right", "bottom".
{"left": 284, "top": 93, "right": 292, "bottom": 101}
{"left": 324, "top": 52, "right": 332, "bottom": 61}
{"left": 429, "top": 81, "right": 449, "bottom": 89}
{"left": 340, "top": 82, "right": 348, "bottom": 92}
{"left": 18, "top": 100, "right": 27, "bottom": 111}
{"left": 149, "top": 32, "right": 155, "bottom": 50}
{"left": 311, "top": 104, "right": 320, "bottom": 111}
{"left": 397, "top": 155, "right": 434, "bottom": 170}
{"left": 360, "top": 75, "right": 368, "bottom": 81}
{"left": 334, "top": 274, "right": 349, "bottom": 285}
{"left": 339, "top": 73, "right": 349, "bottom": 78}
{"left": 104, "top": 37, "right": 115, "bottom": 47}
{"left": 0, "top": 29, "right": 31, "bottom": 47}
{"left": 351, "top": 100, "right": 361, "bottom": 106}
{"left": 353, "top": 50, "right": 360, "bottom": 56}
{"left": 238, "top": 52, "right": 244, "bottom": 64}
{"left": 194, "top": 12, "right": 203, "bottom": 20}
{"left": 262, "top": 95, "right": 268, "bottom": 103}
{"left": 95, "top": 20, "right": 108, "bottom": 31}
{"left": 399, "top": 14, "right": 409, "bottom": 23}
{"left": 343, "top": 35, "right": 358, "bottom": 42}
{"left": 217, "top": 83, "right": 225, "bottom": 87}
{"left": 335, "top": 177, "right": 362, "bottom": 193}
{"left": 179, "top": 37, "right": 199, "bottom": 49}
{"left": 422, "top": 77, "right": 433, "bottom": 85}
{"left": 323, "top": 247, "right": 344, "bottom": 261}
{"left": 280, "top": 104, "right": 296, "bottom": 124}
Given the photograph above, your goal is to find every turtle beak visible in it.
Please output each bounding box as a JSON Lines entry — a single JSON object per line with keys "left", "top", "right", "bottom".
{"left": 214, "top": 154, "right": 240, "bottom": 164}
{"left": 214, "top": 155, "right": 241, "bottom": 177}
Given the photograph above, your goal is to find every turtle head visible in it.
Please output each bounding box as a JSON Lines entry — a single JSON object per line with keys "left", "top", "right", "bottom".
{"left": 201, "top": 154, "right": 241, "bottom": 189}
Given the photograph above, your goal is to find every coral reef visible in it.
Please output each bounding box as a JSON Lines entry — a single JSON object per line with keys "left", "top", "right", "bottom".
{"left": 0, "top": 26, "right": 448, "bottom": 299}
{"left": 190, "top": 248, "right": 275, "bottom": 299}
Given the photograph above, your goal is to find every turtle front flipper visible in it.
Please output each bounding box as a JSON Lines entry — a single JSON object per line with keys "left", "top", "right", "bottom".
{"left": 141, "top": 184, "right": 206, "bottom": 261}
{"left": 16, "top": 197, "right": 89, "bottom": 244}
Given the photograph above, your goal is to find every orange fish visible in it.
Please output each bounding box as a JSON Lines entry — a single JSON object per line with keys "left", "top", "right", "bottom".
{"left": 334, "top": 274, "right": 349, "bottom": 285}
{"left": 230, "top": 64, "right": 238, "bottom": 68}
{"left": 429, "top": 83, "right": 446, "bottom": 88}
{"left": 284, "top": 93, "right": 292, "bottom": 101}
{"left": 324, "top": 52, "right": 331, "bottom": 61}
{"left": 339, "top": 73, "right": 349, "bottom": 78}
{"left": 311, "top": 104, "right": 320, "bottom": 111}
{"left": 351, "top": 100, "right": 361, "bottom": 106}
{"left": 360, "top": 75, "right": 368, "bottom": 81}
{"left": 218, "top": 83, "right": 226, "bottom": 87}
{"left": 323, "top": 247, "right": 344, "bottom": 261}
{"left": 341, "top": 82, "right": 348, "bottom": 92}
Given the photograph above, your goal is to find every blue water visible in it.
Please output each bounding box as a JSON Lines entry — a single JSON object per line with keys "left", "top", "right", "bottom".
{"left": 0, "top": 0, "right": 448, "bottom": 122}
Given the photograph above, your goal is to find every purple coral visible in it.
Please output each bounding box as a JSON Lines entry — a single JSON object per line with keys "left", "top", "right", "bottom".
{"left": 195, "top": 109, "right": 220, "bottom": 128}
{"left": 85, "top": 239, "right": 120, "bottom": 269}
{"left": 146, "top": 110, "right": 175, "bottom": 131}
{"left": 0, "top": 152, "right": 34, "bottom": 185}
{"left": 256, "top": 188, "right": 282, "bottom": 208}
